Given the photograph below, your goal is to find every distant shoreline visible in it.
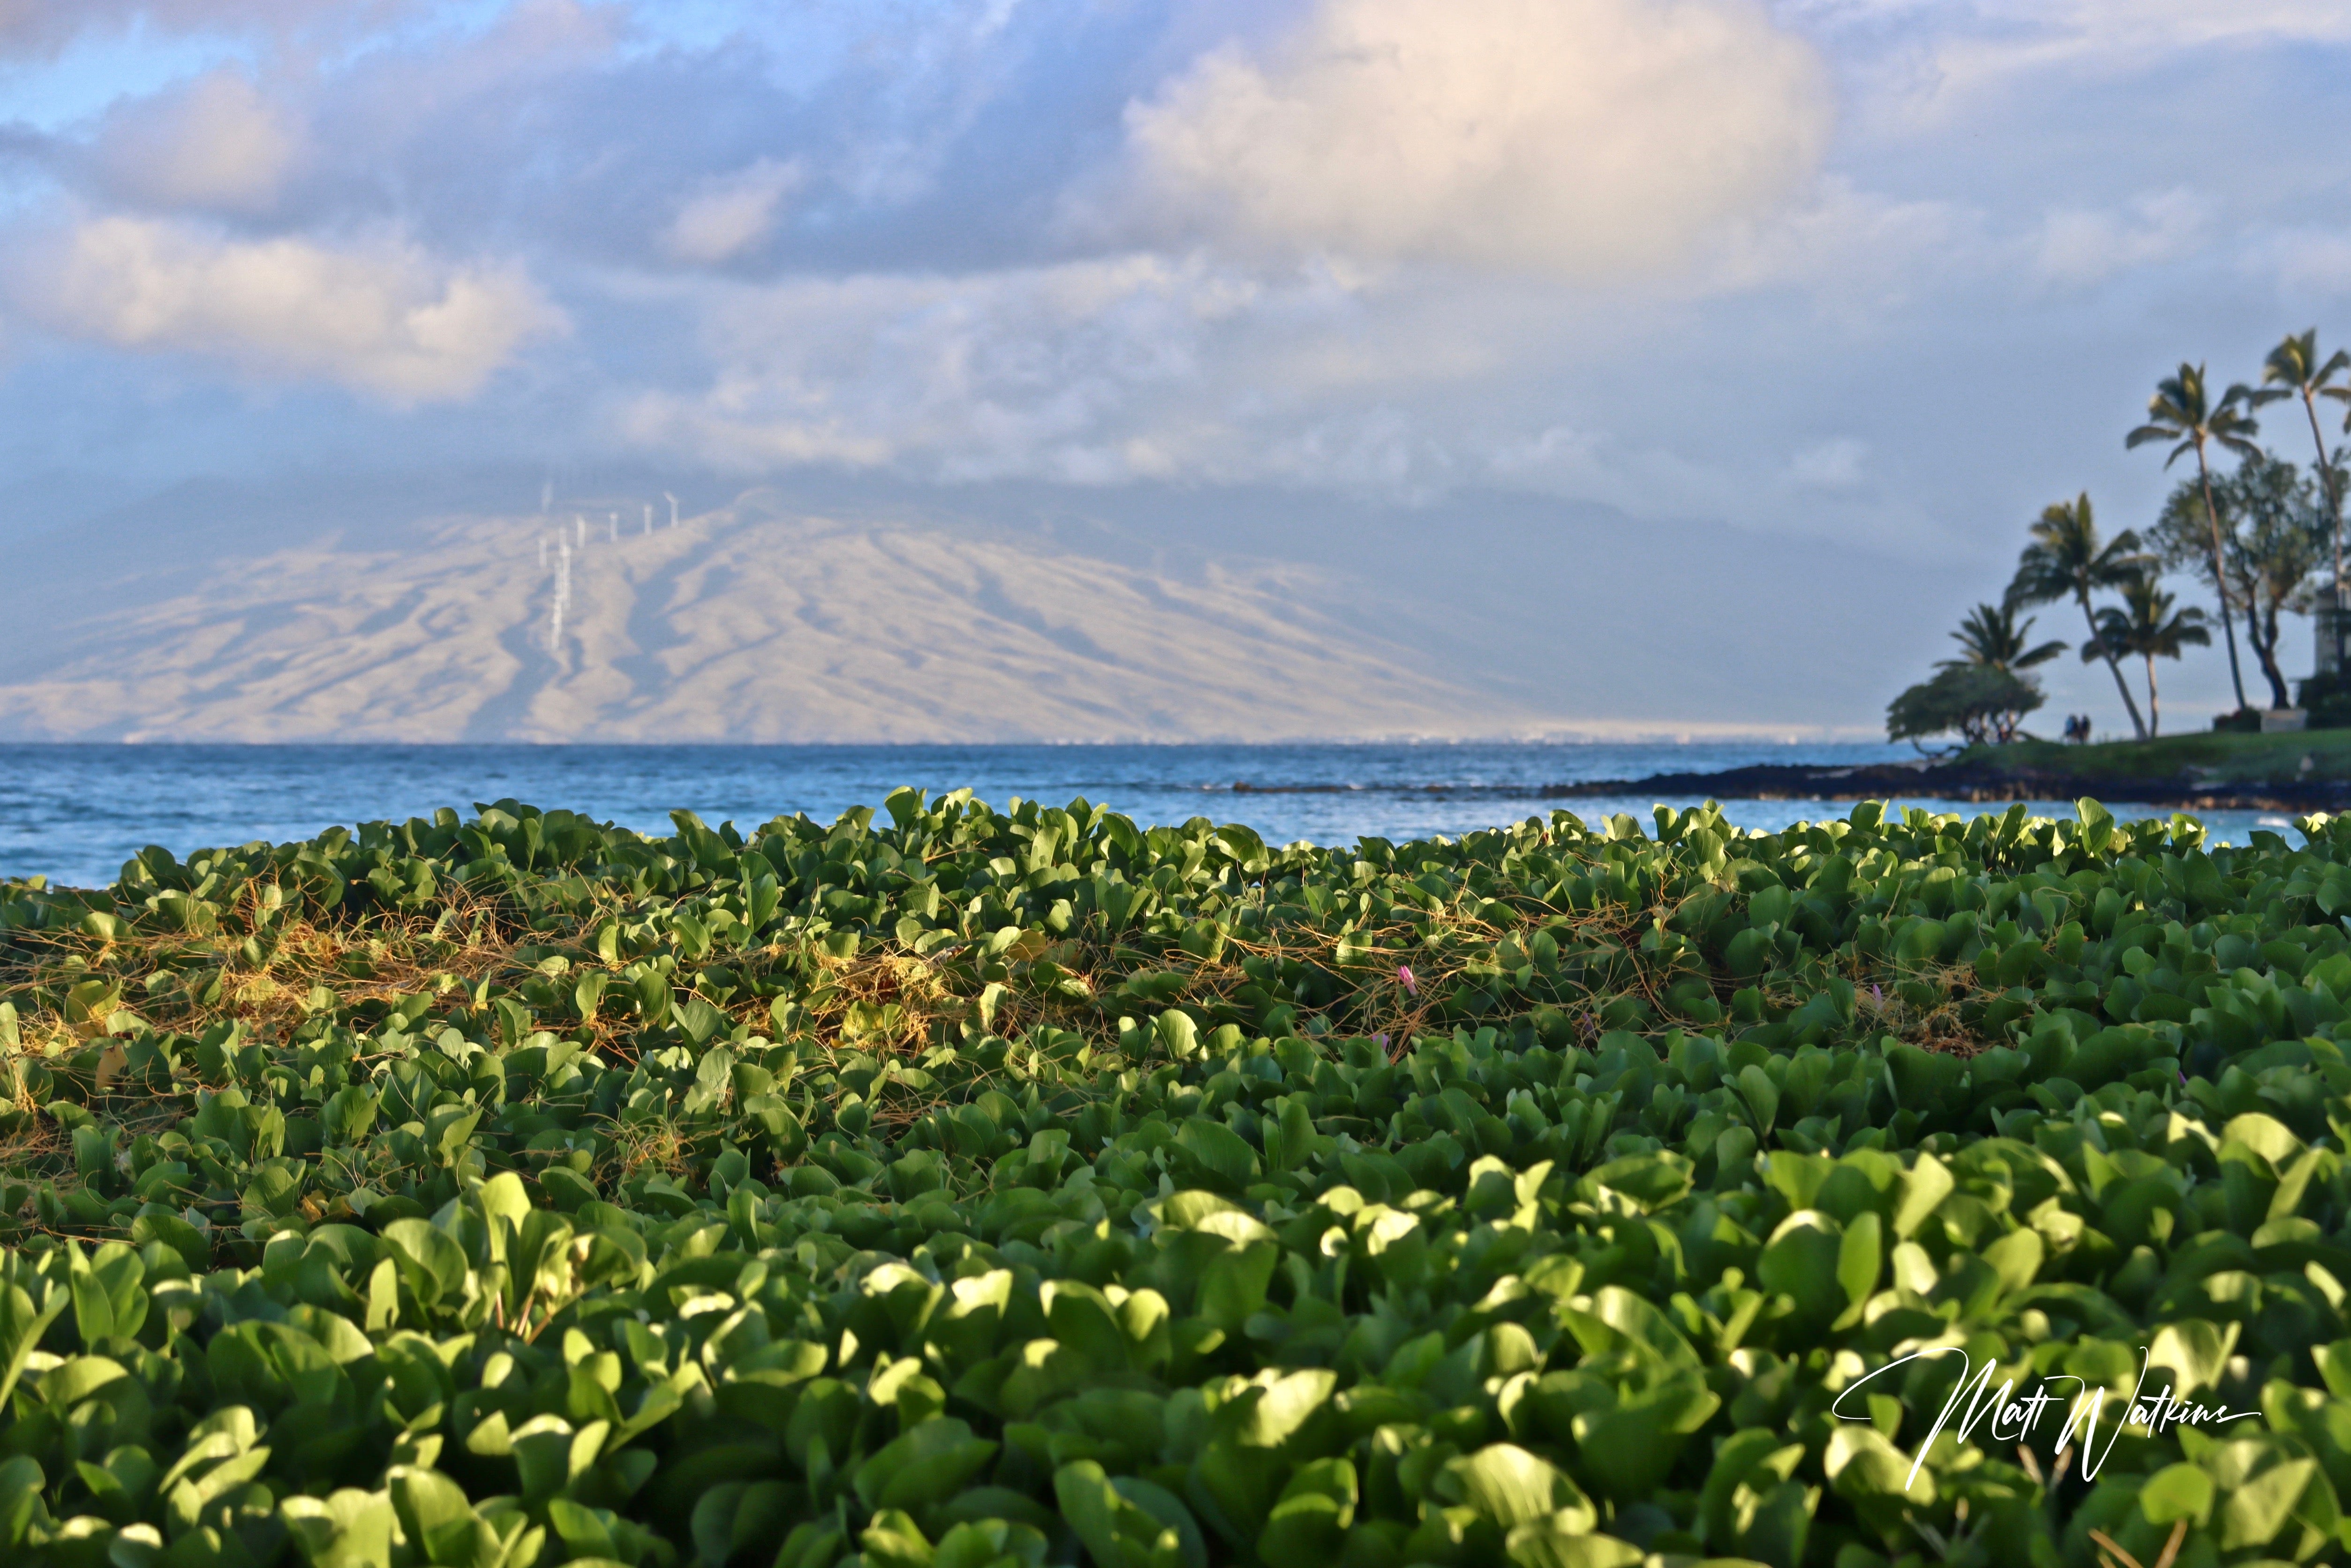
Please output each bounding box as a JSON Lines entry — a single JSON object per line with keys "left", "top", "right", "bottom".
{"left": 1536, "top": 732, "right": 2351, "bottom": 814}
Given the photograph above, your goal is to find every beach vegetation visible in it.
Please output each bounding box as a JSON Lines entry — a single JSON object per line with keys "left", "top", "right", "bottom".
{"left": 7, "top": 794, "right": 2351, "bottom": 1563}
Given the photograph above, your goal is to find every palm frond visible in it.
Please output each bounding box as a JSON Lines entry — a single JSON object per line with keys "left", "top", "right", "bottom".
{"left": 2265, "top": 332, "right": 2317, "bottom": 387}
{"left": 1943, "top": 601, "right": 2068, "bottom": 675}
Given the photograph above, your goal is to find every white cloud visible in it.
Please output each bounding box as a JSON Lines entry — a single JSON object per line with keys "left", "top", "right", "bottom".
{"left": 1788, "top": 0, "right": 2351, "bottom": 132}
{"left": 2031, "top": 188, "right": 2208, "bottom": 287}
{"left": 13, "top": 216, "right": 564, "bottom": 401}
{"left": 1695, "top": 175, "right": 1982, "bottom": 299}
{"left": 0, "top": 1, "right": 414, "bottom": 55}
{"left": 662, "top": 157, "right": 805, "bottom": 264}
{"left": 87, "top": 68, "right": 303, "bottom": 214}
{"left": 1118, "top": 0, "right": 1833, "bottom": 279}
{"left": 618, "top": 252, "right": 1387, "bottom": 480}
{"left": 1786, "top": 436, "right": 1867, "bottom": 489}
{"left": 2261, "top": 227, "right": 2351, "bottom": 302}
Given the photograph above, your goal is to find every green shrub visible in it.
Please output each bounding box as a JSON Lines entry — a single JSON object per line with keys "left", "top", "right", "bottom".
{"left": 4, "top": 792, "right": 2351, "bottom": 1566}
{"left": 2301, "top": 674, "right": 2351, "bottom": 731}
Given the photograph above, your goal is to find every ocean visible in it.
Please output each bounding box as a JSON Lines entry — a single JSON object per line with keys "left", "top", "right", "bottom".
{"left": 0, "top": 741, "right": 2302, "bottom": 890}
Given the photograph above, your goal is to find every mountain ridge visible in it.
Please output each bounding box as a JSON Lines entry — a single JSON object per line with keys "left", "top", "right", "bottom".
{"left": 0, "top": 490, "right": 1556, "bottom": 743}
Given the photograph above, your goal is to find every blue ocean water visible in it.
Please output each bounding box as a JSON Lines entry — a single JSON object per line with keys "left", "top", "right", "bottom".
{"left": 0, "top": 741, "right": 2303, "bottom": 890}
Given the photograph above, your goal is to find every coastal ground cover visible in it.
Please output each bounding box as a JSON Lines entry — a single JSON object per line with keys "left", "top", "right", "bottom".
{"left": 3, "top": 792, "right": 2351, "bottom": 1567}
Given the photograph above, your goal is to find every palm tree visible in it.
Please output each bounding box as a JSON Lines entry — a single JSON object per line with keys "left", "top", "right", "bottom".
{"left": 2248, "top": 331, "right": 2351, "bottom": 670}
{"left": 2127, "top": 363, "right": 2261, "bottom": 711}
{"left": 2004, "top": 493, "right": 2152, "bottom": 740}
{"left": 1937, "top": 603, "right": 2065, "bottom": 674}
{"left": 2082, "top": 578, "right": 2209, "bottom": 737}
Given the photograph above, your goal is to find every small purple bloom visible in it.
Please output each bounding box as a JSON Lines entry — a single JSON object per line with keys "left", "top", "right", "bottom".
{"left": 1870, "top": 984, "right": 1884, "bottom": 1010}
{"left": 1398, "top": 965, "right": 1418, "bottom": 996}
{"left": 1375, "top": 1033, "right": 1388, "bottom": 1047}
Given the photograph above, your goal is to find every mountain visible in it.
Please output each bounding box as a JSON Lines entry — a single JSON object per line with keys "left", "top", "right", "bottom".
{"left": 0, "top": 470, "right": 1940, "bottom": 742}
{"left": 0, "top": 488, "right": 1548, "bottom": 741}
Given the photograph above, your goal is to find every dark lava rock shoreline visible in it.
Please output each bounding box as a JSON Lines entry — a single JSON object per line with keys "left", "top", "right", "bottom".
{"left": 1537, "top": 760, "right": 2351, "bottom": 814}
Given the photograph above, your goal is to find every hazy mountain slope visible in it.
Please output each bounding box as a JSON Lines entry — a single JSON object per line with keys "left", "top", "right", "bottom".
{"left": 0, "top": 490, "right": 1541, "bottom": 742}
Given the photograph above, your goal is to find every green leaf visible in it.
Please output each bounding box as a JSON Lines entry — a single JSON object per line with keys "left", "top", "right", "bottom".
{"left": 1824, "top": 1425, "right": 1931, "bottom": 1509}
{"left": 1257, "top": 1458, "right": 1355, "bottom": 1566}
{"left": 1442, "top": 1444, "right": 1594, "bottom": 1532}
{"left": 1154, "top": 1010, "right": 1199, "bottom": 1062}
{"left": 2138, "top": 1462, "right": 2214, "bottom": 1526}
{"left": 1565, "top": 1368, "right": 1720, "bottom": 1501}
{"left": 934, "top": 1520, "right": 1050, "bottom": 1568}
{"left": 1058, "top": 1460, "right": 1203, "bottom": 1568}
{"left": 2218, "top": 1457, "right": 2315, "bottom": 1550}
{"left": 1171, "top": 1119, "right": 1258, "bottom": 1193}
{"left": 378, "top": 1219, "right": 470, "bottom": 1307}
{"left": 0, "top": 1457, "right": 44, "bottom": 1549}
{"left": 1734, "top": 1063, "right": 1779, "bottom": 1137}
{"left": 1891, "top": 1153, "right": 1954, "bottom": 1238}
{"left": 1502, "top": 1525, "right": 1645, "bottom": 1568}
{"left": 1758, "top": 1212, "right": 1846, "bottom": 1324}
{"left": 2147, "top": 1319, "right": 2238, "bottom": 1399}
{"left": 1835, "top": 1211, "right": 1883, "bottom": 1314}
{"left": 854, "top": 1420, "right": 998, "bottom": 1514}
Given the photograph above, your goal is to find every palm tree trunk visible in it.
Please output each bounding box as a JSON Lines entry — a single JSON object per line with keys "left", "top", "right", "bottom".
{"left": 2196, "top": 440, "right": 2252, "bottom": 712}
{"left": 2078, "top": 587, "right": 2149, "bottom": 739}
{"left": 2303, "top": 392, "right": 2344, "bottom": 676}
{"left": 2145, "top": 652, "right": 2160, "bottom": 737}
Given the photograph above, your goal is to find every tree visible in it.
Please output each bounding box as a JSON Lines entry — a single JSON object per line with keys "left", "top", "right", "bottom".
{"left": 2151, "top": 452, "right": 2330, "bottom": 709}
{"left": 2080, "top": 577, "right": 2209, "bottom": 737}
{"left": 1938, "top": 603, "right": 2065, "bottom": 674}
{"left": 1887, "top": 663, "right": 2045, "bottom": 749}
{"left": 2003, "top": 493, "right": 2152, "bottom": 740}
{"left": 2128, "top": 362, "right": 2262, "bottom": 710}
{"left": 2248, "top": 331, "right": 2351, "bottom": 670}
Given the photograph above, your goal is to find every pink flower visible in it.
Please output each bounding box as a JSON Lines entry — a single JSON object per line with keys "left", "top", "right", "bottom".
{"left": 1398, "top": 965, "right": 1417, "bottom": 996}
{"left": 1870, "top": 984, "right": 1883, "bottom": 1010}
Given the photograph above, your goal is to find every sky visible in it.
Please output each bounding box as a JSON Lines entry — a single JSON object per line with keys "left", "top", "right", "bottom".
{"left": 1, "top": 0, "right": 2348, "bottom": 731}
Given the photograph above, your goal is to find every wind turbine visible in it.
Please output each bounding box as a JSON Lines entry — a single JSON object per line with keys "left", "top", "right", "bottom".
{"left": 575, "top": 514, "right": 586, "bottom": 549}
{"left": 550, "top": 536, "right": 572, "bottom": 653}
{"left": 664, "top": 492, "right": 678, "bottom": 529}
{"left": 643, "top": 504, "right": 653, "bottom": 536}
{"left": 609, "top": 512, "right": 618, "bottom": 544}
{"left": 540, "top": 477, "right": 552, "bottom": 515}
{"left": 538, "top": 536, "right": 547, "bottom": 569}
